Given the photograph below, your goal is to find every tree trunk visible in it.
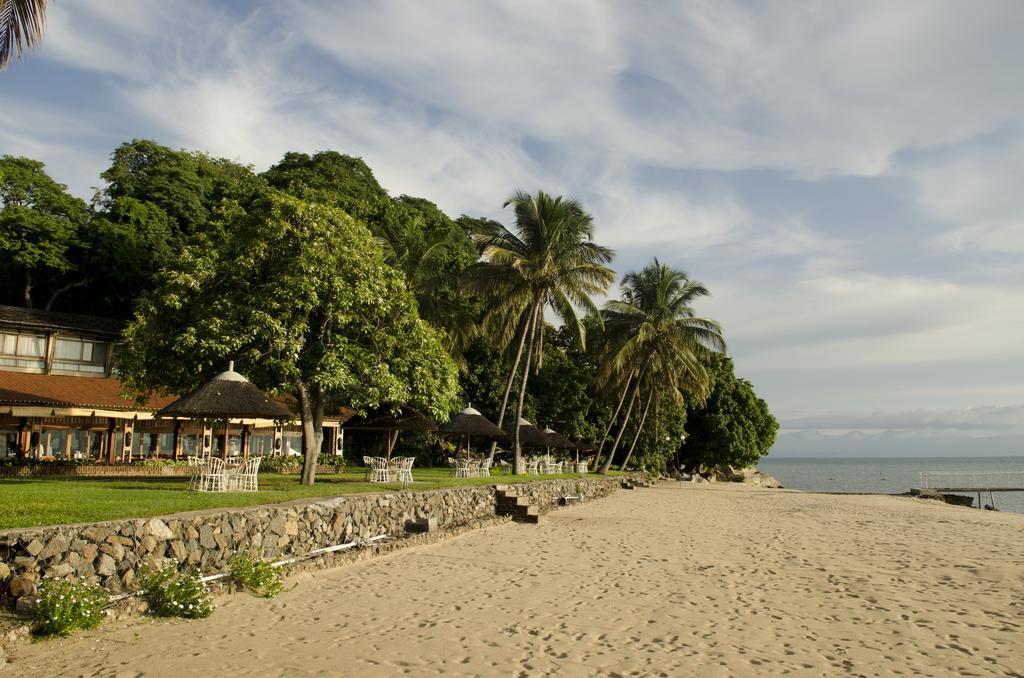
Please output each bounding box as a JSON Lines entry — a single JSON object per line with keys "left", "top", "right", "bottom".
{"left": 600, "top": 356, "right": 653, "bottom": 474}
{"left": 23, "top": 270, "right": 33, "bottom": 309}
{"left": 592, "top": 370, "right": 633, "bottom": 472}
{"left": 297, "top": 381, "right": 324, "bottom": 485}
{"left": 45, "top": 277, "right": 90, "bottom": 311}
{"left": 619, "top": 390, "right": 653, "bottom": 472}
{"left": 487, "top": 309, "right": 531, "bottom": 463}
{"left": 512, "top": 300, "right": 541, "bottom": 474}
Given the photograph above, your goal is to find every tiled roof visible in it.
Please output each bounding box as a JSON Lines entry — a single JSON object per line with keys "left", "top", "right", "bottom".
{"left": 0, "top": 305, "right": 125, "bottom": 338}
{"left": 0, "top": 371, "right": 172, "bottom": 412}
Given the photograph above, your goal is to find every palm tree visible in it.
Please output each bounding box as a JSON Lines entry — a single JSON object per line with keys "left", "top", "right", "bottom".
{"left": 376, "top": 215, "right": 477, "bottom": 369}
{"left": 465, "top": 190, "right": 615, "bottom": 473}
{"left": 1, "top": 0, "right": 47, "bottom": 70}
{"left": 597, "top": 259, "right": 725, "bottom": 473}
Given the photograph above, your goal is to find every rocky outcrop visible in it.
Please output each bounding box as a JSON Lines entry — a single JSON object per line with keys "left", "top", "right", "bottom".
{"left": 703, "top": 466, "right": 782, "bottom": 488}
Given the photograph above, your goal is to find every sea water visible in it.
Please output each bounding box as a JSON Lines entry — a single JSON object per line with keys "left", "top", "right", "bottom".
{"left": 758, "top": 456, "right": 1024, "bottom": 515}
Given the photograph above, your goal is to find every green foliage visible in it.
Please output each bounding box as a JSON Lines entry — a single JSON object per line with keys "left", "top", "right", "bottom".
{"left": 119, "top": 190, "right": 459, "bottom": 483}
{"left": 265, "top": 152, "right": 480, "bottom": 368}
{"left": 138, "top": 562, "right": 214, "bottom": 619}
{"left": 527, "top": 326, "right": 608, "bottom": 442}
{"left": 0, "top": 155, "right": 91, "bottom": 308}
{"left": 32, "top": 578, "right": 109, "bottom": 637}
{"left": 465, "top": 190, "right": 616, "bottom": 468}
{"left": 262, "top": 150, "right": 401, "bottom": 230}
{"left": 597, "top": 259, "right": 725, "bottom": 473}
{"left": 100, "top": 139, "right": 263, "bottom": 240}
{"left": 228, "top": 552, "right": 284, "bottom": 598}
{"left": 80, "top": 139, "right": 264, "bottom": 316}
{"left": 682, "top": 355, "right": 778, "bottom": 471}
{"left": 121, "top": 190, "right": 457, "bottom": 416}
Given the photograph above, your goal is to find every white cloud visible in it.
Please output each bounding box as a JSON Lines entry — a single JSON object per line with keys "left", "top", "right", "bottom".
{"left": 7, "top": 0, "right": 1024, "bottom": 450}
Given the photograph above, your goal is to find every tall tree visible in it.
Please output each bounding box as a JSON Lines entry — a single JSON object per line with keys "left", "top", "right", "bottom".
{"left": 680, "top": 354, "right": 778, "bottom": 472}
{"left": 0, "top": 0, "right": 47, "bottom": 70}
{"left": 119, "top": 190, "right": 459, "bottom": 485}
{"left": 82, "top": 140, "right": 264, "bottom": 316}
{"left": 466, "top": 190, "right": 615, "bottom": 472}
{"left": 0, "top": 156, "right": 90, "bottom": 309}
{"left": 377, "top": 197, "right": 478, "bottom": 368}
{"left": 597, "top": 259, "right": 725, "bottom": 473}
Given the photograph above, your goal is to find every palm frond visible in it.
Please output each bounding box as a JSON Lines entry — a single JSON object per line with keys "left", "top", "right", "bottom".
{"left": 0, "top": 0, "right": 47, "bottom": 70}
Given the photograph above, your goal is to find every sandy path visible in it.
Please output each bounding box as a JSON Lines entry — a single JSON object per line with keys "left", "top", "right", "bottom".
{"left": 10, "top": 485, "right": 1024, "bottom": 676}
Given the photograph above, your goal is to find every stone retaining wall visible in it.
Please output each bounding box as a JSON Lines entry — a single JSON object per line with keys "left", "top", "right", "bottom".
{"left": 0, "top": 475, "right": 636, "bottom": 607}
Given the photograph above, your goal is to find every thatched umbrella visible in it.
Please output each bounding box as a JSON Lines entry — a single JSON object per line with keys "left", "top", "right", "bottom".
{"left": 343, "top": 404, "right": 437, "bottom": 460}
{"left": 504, "top": 417, "right": 550, "bottom": 448}
{"left": 438, "top": 406, "right": 508, "bottom": 457}
{"left": 157, "top": 361, "right": 292, "bottom": 460}
{"left": 542, "top": 427, "right": 576, "bottom": 450}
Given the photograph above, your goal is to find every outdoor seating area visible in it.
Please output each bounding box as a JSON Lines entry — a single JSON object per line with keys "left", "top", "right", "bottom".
{"left": 188, "top": 455, "right": 261, "bottom": 492}
{"left": 447, "top": 457, "right": 492, "bottom": 478}
{"left": 363, "top": 456, "right": 416, "bottom": 483}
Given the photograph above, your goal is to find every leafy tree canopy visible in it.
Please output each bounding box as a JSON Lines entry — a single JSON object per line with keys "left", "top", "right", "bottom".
{"left": 0, "top": 155, "right": 90, "bottom": 309}
{"left": 119, "top": 189, "right": 459, "bottom": 483}
{"left": 681, "top": 354, "right": 778, "bottom": 471}
{"left": 262, "top": 151, "right": 402, "bottom": 231}
{"left": 99, "top": 139, "right": 263, "bottom": 240}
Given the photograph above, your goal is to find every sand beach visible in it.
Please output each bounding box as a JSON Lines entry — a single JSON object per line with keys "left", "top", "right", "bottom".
{"left": 10, "top": 484, "right": 1024, "bottom": 676}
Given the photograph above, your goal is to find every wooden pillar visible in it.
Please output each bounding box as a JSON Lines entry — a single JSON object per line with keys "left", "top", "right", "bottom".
{"left": 173, "top": 421, "right": 183, "bottom": 460}
{"left": 106, "top": 419, "right": 116, "bottom": 464}
{"left": 241, "top": 425, "right": 250, "bottom": 460}
{"left": 17, "top": 418, "right": 29, "bottom": 459}
{"left": 64, "top": 429, "right": 72, "bottom": 461}
{"left": 222, "top": 423, "right": 229, "bottom": 461}
{"left": 84, "top": 430, "right": 92, "bottom": 461}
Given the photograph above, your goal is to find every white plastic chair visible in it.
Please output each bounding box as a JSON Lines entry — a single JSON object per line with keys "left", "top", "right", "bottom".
{"left": 367, "top": 456, "right": 390, "bottom": 483}
{"left": 526, "top": 459, "right": 540, "bottom": 476}
{"left": 454, "top": 458, "right": 472, "bottom": 478}
{"left": 478, "top": 459, "right": 492, "bottom": 477}
{"left": 447, "top": 456, "right": 458, "bottom": 477}
{"left": 393, "top": 456, "right": 414, "bottom": 483}
{"left": 229, "top": 457, "right": 261, "bottom": 492}
{"left": 197, "top": 457, "right": 226, "bottom": 492}
{"left": 186, "top": 455, "right": 202, "bottom": 491}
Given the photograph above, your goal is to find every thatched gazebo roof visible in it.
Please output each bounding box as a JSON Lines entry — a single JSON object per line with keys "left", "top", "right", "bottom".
{"left": 342, "top": 405, "right": 437, "bottom": 432}
{"left": 504, "top": 417, "right": 551, "bottom": 448}
{"left": 542, "top": 428, "right": 576, "bottom": 449}
{"left": 156, "top": 362, "right": 292, "bottom": 420}
{"left": 439, "top": 407, "right": 508, "bottom": 439}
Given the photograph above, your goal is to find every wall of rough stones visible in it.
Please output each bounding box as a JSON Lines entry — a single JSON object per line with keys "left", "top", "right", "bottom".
{"left": 0, "top": 475, "right": 634, "bottom": 605}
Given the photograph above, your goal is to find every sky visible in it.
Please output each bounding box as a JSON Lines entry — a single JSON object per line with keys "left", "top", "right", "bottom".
{"left": 2, "top": 1, "right": 1023, "bottom": 455}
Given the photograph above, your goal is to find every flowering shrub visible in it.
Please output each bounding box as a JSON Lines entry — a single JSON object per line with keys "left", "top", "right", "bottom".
{"left": 32, "top": 579, "right": 109, "bottom": 637}
{"left": 138, "top": 562, "right": 214, "bottom": 619}
{"left": 228, "top": 552, "right": 284, "bottom": 598}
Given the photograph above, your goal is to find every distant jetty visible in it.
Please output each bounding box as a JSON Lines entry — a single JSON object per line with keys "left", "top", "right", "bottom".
{"left": 911, "top": 471, "right": 1024, "bottom": 510}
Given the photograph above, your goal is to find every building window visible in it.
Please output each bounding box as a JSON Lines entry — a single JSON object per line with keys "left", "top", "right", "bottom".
{"left": 0, "top": 332, "right": 47, "bottom": 370}
{"left": 51, "top": 337, "right": 107, "bottom": 375}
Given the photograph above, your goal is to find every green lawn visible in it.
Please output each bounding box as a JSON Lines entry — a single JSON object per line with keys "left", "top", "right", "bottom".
{"left": 0, "top": 468, "right": 610, "bottom": 529}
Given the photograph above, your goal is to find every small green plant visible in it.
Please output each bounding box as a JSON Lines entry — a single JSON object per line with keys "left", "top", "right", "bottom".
{"left": 138, "top": 561, "right": 214, "bottom": 618}
{"left": 228, "top": 552, "right": 284, "bottom": 598}
{"left": 32, "top": 578, "right": 109, "bottom": 637}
